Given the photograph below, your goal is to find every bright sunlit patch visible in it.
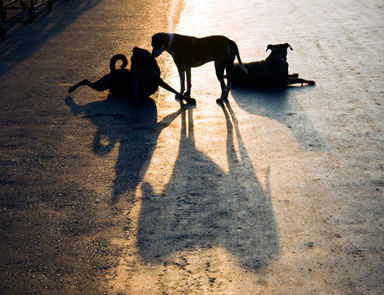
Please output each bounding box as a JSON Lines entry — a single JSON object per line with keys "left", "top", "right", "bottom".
{"left": 176, "top": 0, "right": 213, "bottom": 35}
{"left": 108, "top": 234, "right": 263, "bottom": 294}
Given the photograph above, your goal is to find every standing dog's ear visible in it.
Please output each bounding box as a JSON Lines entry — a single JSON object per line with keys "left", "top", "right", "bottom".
{"left": 266, "top": 44, "right": 274, "bottom": 52}
{"left": 161, "top": 33, "right": 170, "bottom": 49}
{"left": 151, "top": 33, "right": 168, "bottom": 58}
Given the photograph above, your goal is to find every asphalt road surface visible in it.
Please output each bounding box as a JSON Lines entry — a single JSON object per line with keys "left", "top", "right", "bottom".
{"left": 0, "top": 0, "right": 383, "bottom": 294}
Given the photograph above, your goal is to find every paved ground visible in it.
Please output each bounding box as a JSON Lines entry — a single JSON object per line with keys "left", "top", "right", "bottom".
{"left": 0, "top": 0, "right": 383, "bottom": 294}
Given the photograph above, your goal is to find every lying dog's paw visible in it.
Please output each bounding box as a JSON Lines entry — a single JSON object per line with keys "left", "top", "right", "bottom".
{"left": 175, "top": 93, "right": 189, "bottom": 99}
{"left": 175, "top": 94, "right": 196, "bottom": 105}
{"left": 308, "top": 80, "right": 316, "bottom": 86}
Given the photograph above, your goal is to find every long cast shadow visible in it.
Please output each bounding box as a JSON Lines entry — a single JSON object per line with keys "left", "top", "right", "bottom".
{"left": 231, "top": 86, "right": 330, "bottom": 151}
{"left": 137, "top": 101, "right": 279, "bottom": 269}
{"left": 66, "top": 94, "right": 184, "bottom": 203}
{"left": 0, "top": 0, "right": 102, "bottom": 78}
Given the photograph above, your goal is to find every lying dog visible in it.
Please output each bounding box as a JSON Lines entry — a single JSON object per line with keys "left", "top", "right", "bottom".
{"left": 231, "top": 43, "right": 315, "bottom": 88}
{"left": 68, "top": 47, "right": 195, "bottom": 106}
{"left": 68, "top": 54, "right": 131, "bottom": 96}
{"left": 151, "top": 33, "right": 248, "bottom": 103}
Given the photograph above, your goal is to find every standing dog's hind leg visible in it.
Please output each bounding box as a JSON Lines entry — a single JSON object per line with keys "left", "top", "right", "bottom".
{"left": 215, "top": 64, "right": 227, "bottom": 103}
{"left": 224, "top": 56, "right": 235, "bottom": 100}
{"left": 216, "top": 56, "right": 235, "bottom": 103}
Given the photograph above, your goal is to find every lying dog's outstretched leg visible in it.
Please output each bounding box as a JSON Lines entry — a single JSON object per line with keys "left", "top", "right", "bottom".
{"left": 68, "top": 75, "right": 113, "bottom": 93}
{"left": 68, "top": 80, "right": 93, "bottom": 93}
{"left": 156, "top": 77, "right": 196, "bottom": 105}
{"left": 286, "top": 78, "right": 315, "bottom": 86}
{"left": 289, "top": 73, "right": 299, "bottom": 79}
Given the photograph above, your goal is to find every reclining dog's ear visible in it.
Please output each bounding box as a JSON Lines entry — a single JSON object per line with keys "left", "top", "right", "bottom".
{"left": 285, "top": 43, "right": 293, "bottom": 51}
{"left": 266, "top": 44, "right": 274, "bottom": 52}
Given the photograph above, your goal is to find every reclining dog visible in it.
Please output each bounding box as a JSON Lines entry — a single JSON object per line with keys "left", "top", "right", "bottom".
{"left": 68, "top": 47, "right": 195, "bottom": 106}
{"left": 231, "top": 43, "right": 315, "bottom": 88}
{"left": 151, "top": 33, "right": 248, "bottom": 103}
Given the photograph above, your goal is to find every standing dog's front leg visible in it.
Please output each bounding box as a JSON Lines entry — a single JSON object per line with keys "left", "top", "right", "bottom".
{"left": 185, "top": 68, "right": 192, "bottom": 98}
{"left": 174, "top": 70, "right": 186, "bottom": 100}
{"left": 178, "top": 71, "right": 186, "bottom": 98}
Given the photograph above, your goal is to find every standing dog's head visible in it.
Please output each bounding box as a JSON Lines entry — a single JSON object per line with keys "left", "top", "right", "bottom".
{"left": 151, "top": 33, "right": 171, "bottom": 58}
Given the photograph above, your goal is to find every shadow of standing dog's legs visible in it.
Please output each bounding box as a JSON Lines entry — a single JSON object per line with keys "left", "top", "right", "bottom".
{"left": 137, "top": 103, "right": 279, "bottom": 269}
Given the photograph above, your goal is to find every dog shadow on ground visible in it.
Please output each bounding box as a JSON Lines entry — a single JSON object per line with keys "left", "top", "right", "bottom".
{"left": 231, "top": 86, "right": 330, "bottom": 151}
{"left": 65, "top": 94, "right": 184, "bottom": 203}
{"left": 0, "top": 0, "right": 103, "bottom": 79}
{"left": 137, "top": 101, "right": 279, "bottom": 269}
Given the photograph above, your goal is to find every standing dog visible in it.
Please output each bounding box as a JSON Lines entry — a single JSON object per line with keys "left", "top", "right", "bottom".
{"left": 151, "top": 33, "right": 248, "bottom": 103}
{"left": 231, "top": 43, "right": 315, "bottom": 87}
{"left": 68, "top": 47, "right": 195, "bottom": 106}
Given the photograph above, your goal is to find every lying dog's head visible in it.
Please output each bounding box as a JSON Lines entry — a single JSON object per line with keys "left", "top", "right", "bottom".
{"left": 131, "top": 46, "right": 153, "bottom": 65}
{"left": 151, "top": 33, "right": 169, "bottom": 58}
{"left": 132, "top": 46, "right": 151, "bottom": 59}
{"left": 131, "top": 47, "right": 160, "bottom": 75}
{"left": 266, "top": 43, "right": 293, "bottom": 60}
{"left": 266, "top": 43, "right": 293, "bottom": 52}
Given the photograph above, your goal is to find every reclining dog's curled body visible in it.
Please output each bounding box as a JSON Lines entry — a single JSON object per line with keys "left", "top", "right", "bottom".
{"left": 231, "top": 43, "right": 315, "bottom": 88}
{"left": 68, "top": 47, "right": 195, "bottom": 106}
{"left": 68, "top": 54, "right": 132, "bottom": 96}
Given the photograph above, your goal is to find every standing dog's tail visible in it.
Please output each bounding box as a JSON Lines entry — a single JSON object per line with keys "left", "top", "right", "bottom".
{"left": 110, "top": 54, "right": 128, "bottom": 71}
{"left": 230, "top": 40, "right": 248, "bottom": 73}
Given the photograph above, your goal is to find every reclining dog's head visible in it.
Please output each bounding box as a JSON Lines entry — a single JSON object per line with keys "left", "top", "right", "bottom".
{"left": 151, "top": 33, "right": 169, "bottom": 58}
{"left": 266, "top": 43, "right": 293, "bottom": 60}
{"left": 132, "top": 46, "right": 151, "bottom": 59}
{"left": 131, "top": 46, "right": 153, "bottom": 64}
